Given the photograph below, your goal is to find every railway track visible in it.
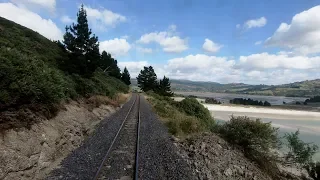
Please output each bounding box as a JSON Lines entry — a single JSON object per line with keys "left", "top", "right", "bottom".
{"left": 93, "top": 94, "right": 141, "bottom": 180}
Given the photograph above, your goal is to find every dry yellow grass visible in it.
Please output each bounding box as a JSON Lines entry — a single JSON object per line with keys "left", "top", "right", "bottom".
{"left": 86, "top": 93, "right": 130, "bottom": 108}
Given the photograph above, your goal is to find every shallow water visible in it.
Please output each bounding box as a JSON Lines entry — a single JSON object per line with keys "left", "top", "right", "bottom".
{"left": 175, "top": 91, "right": 308, "bottom": 105}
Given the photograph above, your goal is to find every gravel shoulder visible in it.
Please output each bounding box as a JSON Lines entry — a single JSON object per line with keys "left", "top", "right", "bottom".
{"left": 47, "top": 94, "right": 136, "bottom": 180}
{"left": 138, "top": 95, "right": 196, "bottom": 180}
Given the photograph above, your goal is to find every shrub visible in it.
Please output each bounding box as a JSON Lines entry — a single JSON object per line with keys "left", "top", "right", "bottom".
{"left": 285, "top": 130, "right": 318, "bottom": 165}
{"left": 0, "top": 48, "right": 69, "bottom": 109}
{"left": 175, "top": 98, "right": 214, "bottom": 128}
{"left": 148, "top": 95, "right": 205, "bottom": 136}
{"left": 218, "top": 116, "right": 281, "bottom": 177}
{"left": 219, "top": 116, "right": 280, "bottom": 153}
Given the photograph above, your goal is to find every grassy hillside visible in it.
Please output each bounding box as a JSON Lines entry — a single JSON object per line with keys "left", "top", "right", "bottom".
{"left": 0, "top": 17, "right": 128, "bottom": 130}
{"left": 164, "top": 78, "right": 320, "bottom": 97}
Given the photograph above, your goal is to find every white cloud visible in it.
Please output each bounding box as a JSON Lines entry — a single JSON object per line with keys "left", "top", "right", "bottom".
{"left": 237, "top": 17, "right": 267, "bottom": 30}
{"left": 138, "top": 25, "right": 188, "bottom": 53}
{"left": 255, "top": 41, "right": 262, "bottom": 45}
{"left": 136, "top": 47, "right": 153, "bottom": 53}
{"left": 60, "top": 15, "right": 73, "bottom": 24}
{"left": 100, "top": 38, "right": 131, "bottom": 57}
{"left": 118, "top": 61, "right": 148, "bottom": 78}
{"left": 245, "top": 17, "right": 267, "bottom": 29}
{"left": 123, "top": 52, "right": 320, "bottom": 85}
{"left": 11, "top": 0, "right": 56, "bottom": 11}
{"left": 0, "top": 2, "right": 63, "bottom": 40}
{"left": 83, "top": 5, "right": 126, "bottom": 30}
{"left": 237, "top": 52, "right": 320, "bottom": 70}
{"left": 265, "top": 5, "right": 320, "bottom": 55}
{"left": 202, "top": 38, "right": 223, "bottom": 53}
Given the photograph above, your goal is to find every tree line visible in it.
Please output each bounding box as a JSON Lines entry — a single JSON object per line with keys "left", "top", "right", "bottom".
{"left": 56, "top": 5, "right": 131, "bottom": 85}
{"left": 230, "top": 98, "right": 271, "bottom": 106}
{"left": 305, "top": 96, "right": 320, "bottom": 103}
{"left": 136, "top": 66, "right": 173, "bottom": 96}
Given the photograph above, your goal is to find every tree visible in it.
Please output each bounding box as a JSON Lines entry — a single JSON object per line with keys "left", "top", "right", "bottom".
{"left": 158, "top": 76, "right": 173, "bottom": 96}
{"left": 63, "top": 4, "right": 100, "bottom": 76}
{"left": 137, "top": 66, "right": 158, "bottom": 92}
{"left": 100, "top": 51, "right": 121, "bottom": 79}
{"left": 121, "top": 67, "right": 131, "bottom": 85}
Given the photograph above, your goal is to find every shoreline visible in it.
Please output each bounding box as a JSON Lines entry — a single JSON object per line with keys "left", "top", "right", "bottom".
{"left": 204, "top": 104, "right": 320, "bottom": 121}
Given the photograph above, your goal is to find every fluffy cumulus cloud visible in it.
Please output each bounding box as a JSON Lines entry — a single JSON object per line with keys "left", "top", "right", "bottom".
{"left": 83, "top": 5, "right": 126, "bottom": 30}
{"left": 202, "top": 39, "right": 223, "bottom": 53}
{"left": 122, "top": 52, "right": 320, "bottom": 85}
{"left": 245, "top": 17, "right": 267, "bottom": 28}
{"left": 138, "top": 25, "right": 188, "bottom": 53}
{"left": 0, "top": 2, "right": 63, "bottom": 40}
{"left": 100, "top": 38, "right": 131, "bottom": 57}
{"left": 11, "top": 0, "right": 56, "bottom": 11}
{"left": 265, "top": 5, "right": 320, "bottom": 55}
{"left": 60, "top": 15, "right": 73, "bottom": 24}
{"left": 237, "top": 52, "right": 320, "bottom": 70}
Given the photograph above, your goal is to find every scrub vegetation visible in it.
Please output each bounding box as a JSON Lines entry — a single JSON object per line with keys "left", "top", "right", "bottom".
{"left": 0, "top": 6, "right": 130, "bottom": 130}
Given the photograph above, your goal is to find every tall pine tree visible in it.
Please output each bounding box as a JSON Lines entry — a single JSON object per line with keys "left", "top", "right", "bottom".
{"left": 158, "top": 76, "right": 173, "bottom": 96}
{"left": 63, "top": 4, "right": 100, "bottom": 76}
{"left": 121, "top": 67, "right": 131, "bottom": 85}
{"left": 100, "top": 51, "right": 121, "bottom": 79}
{"left": 137, "top": 66, "right": 158, "bottom": 92}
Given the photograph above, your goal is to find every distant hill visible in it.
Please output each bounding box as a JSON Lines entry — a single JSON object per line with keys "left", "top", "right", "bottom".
{"left": 131, "top": 78, "right": 320, "bottom": 97}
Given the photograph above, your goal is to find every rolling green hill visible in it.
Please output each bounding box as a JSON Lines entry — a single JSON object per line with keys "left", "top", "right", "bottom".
{"left": 132, "top": 78, "right": 320, "bottom": 97}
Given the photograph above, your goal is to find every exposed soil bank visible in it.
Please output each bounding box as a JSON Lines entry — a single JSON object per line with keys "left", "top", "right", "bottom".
{"left": 0, "top": 94, "right": 129, "bottom": 180}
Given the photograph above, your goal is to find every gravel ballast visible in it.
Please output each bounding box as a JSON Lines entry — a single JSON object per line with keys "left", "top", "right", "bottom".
{"left": 138, "top": 96, "right": 196, "bottom": 179}
{"left": 48, "top": 94, "right": 195, "bottom": 179}
{"left": 47, "top": 94, "right": 136, "bottom": 180}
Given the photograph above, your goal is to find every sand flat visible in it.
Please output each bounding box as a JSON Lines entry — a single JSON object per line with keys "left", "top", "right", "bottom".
{"left": 204, "top": 104, "right": 320, "bottom": 121}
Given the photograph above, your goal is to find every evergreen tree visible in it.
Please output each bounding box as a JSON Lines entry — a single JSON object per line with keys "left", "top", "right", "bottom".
{"left": 100, "top": 51, "right": 121, "bottom": 79}
{"left": 63, "top": 4, "right": 100, "bottom": 76}
{"left": 121, "top": 67, "right": 131, "bottom": 85}
{"left": 137, "top": 66, "right": 158, "bottom": 92}
{"left": 158, "top": 76, "right": 173, "bottom": 96}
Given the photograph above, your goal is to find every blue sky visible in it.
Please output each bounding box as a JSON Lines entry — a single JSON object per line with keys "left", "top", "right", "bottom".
{"left": 1, "top": 0, "right": 320, "bottom": 84}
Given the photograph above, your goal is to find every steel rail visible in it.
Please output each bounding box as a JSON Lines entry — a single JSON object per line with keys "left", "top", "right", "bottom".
{"left": 93, "top": 94, "right": 139, "bottom": 180}
{"left": 134, "top": 95, "right": 141, "bottom": 180}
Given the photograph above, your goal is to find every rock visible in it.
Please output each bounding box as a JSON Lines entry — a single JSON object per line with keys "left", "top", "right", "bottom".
{"left": 233, "top": 165, "right": 244, "bottom": 175}
{"left": 224, "top": 168, "right": 233, "bottom": 176}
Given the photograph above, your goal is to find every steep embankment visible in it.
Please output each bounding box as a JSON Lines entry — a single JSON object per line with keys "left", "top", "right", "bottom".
{"left": 0, "top": 16, "right": 130, "bottom": 179}
{"left": 0, "top": 95, "right": 129, "bottom": 180}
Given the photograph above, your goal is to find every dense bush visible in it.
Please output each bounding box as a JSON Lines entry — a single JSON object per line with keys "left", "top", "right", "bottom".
{"left": 205, "top": 97, "right": 221, "bottom": 104}
{"left": 149, "top": 95, "right": 203, "bottom": 136}
{"left": 175, "top": 98, "right": 214, "bottom": 129}
{"left": 219, "top": 116, "right": 280, "bottom": 154}
{"left": 0, "top": 17, "right": 129, "bottom": 129}
{"left": 0, "top": 48, "right": 71, "bottom": 109}
{"left": 230, "top": 98, "right": 271, "bottom": 106}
